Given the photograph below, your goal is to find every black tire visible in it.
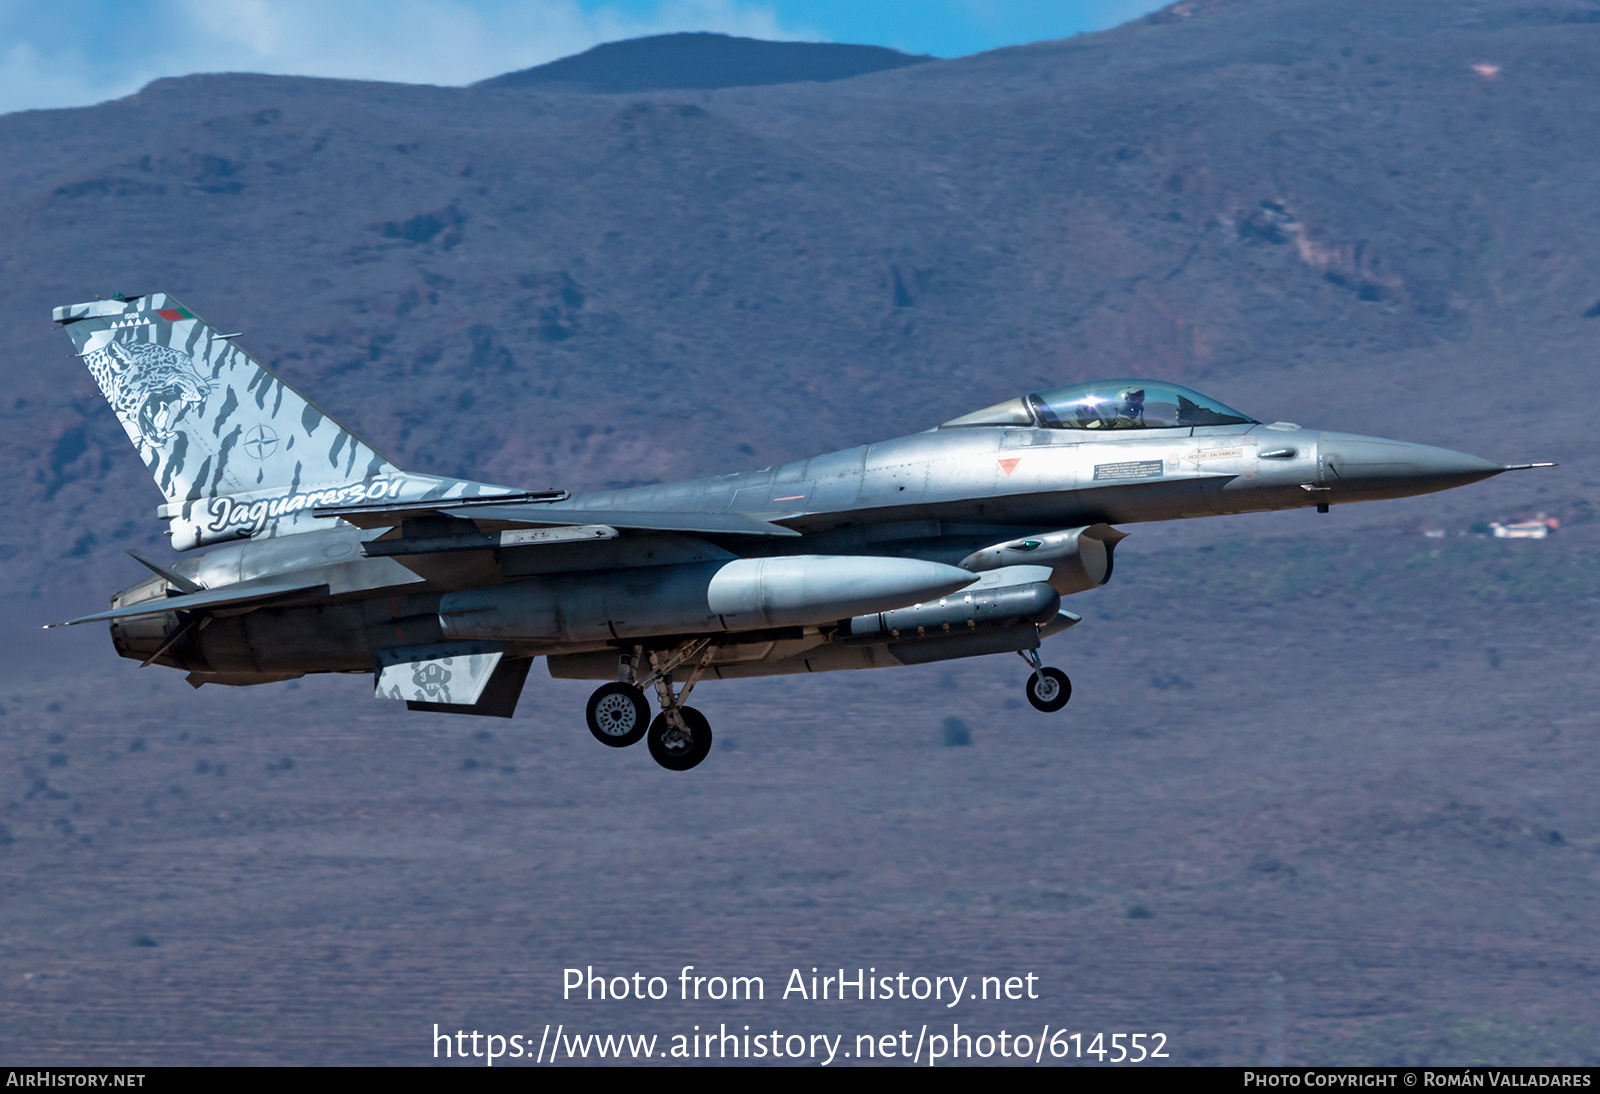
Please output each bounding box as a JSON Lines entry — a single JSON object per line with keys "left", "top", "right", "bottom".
{"left": 647, "top": 706, "right": 713, "bottom": 771}
{"left": 586, "top": 682, "right": 650, "bottom": 747}
{"left": 1026, "top": 667, "right": 1072, "bottom": 713}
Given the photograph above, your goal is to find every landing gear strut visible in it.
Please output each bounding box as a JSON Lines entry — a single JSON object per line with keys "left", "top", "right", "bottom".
{"left": 643, "top": 641, "right": 716, "bottom": 771}
{"left": 1019, "top": 648, "right": 1072, "bottom": 713}
{"left": 587, "top": 641, "right": 718, "bottom": 770}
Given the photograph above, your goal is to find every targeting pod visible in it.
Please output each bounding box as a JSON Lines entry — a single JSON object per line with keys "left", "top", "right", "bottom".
{"left": 959, "top": 523, "right": 1127, "bottom": 595}
{"left": 838, "top": 576, "right": 1060, "bottom": 642}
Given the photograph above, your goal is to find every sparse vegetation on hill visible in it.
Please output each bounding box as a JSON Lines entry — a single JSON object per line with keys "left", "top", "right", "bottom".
{"left": 1, "top": 3, "right": 1595, "bottom": 1065}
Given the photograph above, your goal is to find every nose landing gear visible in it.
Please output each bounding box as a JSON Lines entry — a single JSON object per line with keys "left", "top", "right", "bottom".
{"left": 1019, "top": 648, "right": 1072, "bottom": 713}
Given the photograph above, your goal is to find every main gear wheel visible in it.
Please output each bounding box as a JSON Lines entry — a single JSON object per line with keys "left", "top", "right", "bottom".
{"left": 647, "top": 706, "right": 713, "bottom": 771}
{"left": 586, "top": 682, "right": 650, "bottom": 747}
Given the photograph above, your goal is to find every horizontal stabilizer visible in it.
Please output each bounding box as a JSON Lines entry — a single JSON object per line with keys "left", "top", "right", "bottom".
{"left": 46, "top": 580, "right": 328, "bottom": 627}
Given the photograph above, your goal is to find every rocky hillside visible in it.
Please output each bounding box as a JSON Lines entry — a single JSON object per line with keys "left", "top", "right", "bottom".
{"left": 4, "top": 4, "right": 1599, "bottom": 1066}
{"left": 1, "top": 0, "right": 1595, "bottom": 597}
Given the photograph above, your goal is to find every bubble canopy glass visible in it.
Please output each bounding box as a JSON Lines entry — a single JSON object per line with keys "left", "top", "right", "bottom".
{"left": 941, "top": 379, "right": 1256, "bottom": 431}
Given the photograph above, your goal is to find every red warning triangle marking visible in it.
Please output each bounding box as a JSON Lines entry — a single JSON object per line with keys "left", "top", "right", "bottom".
{"left": 997, "top": 457, "right": 1021, "bottom": 476}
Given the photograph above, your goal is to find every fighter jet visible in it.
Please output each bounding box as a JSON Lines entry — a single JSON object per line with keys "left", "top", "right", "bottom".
{"left": 47, "top": 295, "right": 1550, "bottom": 770}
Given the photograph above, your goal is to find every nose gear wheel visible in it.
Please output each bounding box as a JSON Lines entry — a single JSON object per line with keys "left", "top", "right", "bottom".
{"left": 1026, "top": 667, "right": 1072, "bottom": 712}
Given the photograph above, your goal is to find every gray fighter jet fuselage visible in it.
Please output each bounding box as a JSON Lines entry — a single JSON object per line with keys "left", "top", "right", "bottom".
{"left": 50, "top": 295, "right": 1546, "bottom": 770}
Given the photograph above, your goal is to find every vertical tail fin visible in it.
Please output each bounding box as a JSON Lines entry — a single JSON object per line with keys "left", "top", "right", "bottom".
{"left": 55, "top": 294, "right": 512, "bottom": 549}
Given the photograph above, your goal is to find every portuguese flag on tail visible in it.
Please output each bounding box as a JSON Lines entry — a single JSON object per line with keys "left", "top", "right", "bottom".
{"left": 155, "top": 306, "right": 194, "bottom": 322}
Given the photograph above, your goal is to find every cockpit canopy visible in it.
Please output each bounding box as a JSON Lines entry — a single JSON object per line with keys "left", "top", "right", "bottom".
{"left": 941, "top": 379, "right": 1256, "bottom": 431}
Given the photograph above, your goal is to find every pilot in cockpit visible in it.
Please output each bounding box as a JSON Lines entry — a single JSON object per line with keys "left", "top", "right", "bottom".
{"left": 1079, "top": 386, "right": 1146, "bottom": 429}
{"left": 1114, "top": 387, "right": 1146, "bottom": 428}
{"left": 940, "top": 378, "right": 1256, "bottom": 432}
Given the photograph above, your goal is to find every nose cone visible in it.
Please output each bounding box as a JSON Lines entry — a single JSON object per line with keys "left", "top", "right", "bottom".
{"left": 1319, "top": 433, "right": 1507, "bottom": 500}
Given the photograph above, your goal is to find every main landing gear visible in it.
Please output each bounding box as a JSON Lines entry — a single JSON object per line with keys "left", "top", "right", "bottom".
{"left": 1018, "top": 648, "right": 1072, "bottom": 713}
{"left": 585, "top": 683, "right": 649, "bottom": 747}
{"left": 583, "top": 640, "right": 716, "bottom": 771}
{"left": 648, "top": 706, "right": 712, "bottom": 772}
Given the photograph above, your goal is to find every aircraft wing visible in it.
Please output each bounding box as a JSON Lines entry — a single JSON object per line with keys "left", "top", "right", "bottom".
{"left": 313, "top": 499, "right": 800, "bottom": 537}
{"left": 459, "top": 506, "right": 801, "bottom": 537}
{"left": 45, "top": 581, "right": 330, "bottom": 627}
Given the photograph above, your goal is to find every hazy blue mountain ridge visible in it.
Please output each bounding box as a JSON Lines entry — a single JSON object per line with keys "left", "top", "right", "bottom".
{"left": 477, "top": 32, "right": 933, "bottom": 92}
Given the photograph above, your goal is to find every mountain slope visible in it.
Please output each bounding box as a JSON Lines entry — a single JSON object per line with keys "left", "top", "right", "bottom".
{"left": 1, "top": 0, "right": 1596, "bottom": 601}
